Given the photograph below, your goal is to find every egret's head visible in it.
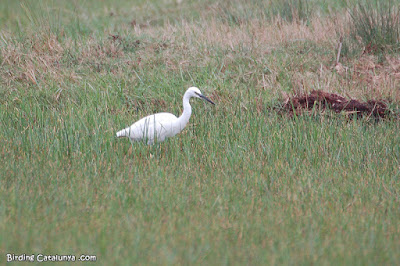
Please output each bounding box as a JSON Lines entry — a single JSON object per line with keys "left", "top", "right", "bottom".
{"left": 187, "top": 87, "right": 215, "bottom": 105}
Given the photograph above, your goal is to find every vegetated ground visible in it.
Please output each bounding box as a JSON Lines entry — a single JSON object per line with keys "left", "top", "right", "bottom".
{"left": 1, "top": 0, "right": 399, "bottom": 264}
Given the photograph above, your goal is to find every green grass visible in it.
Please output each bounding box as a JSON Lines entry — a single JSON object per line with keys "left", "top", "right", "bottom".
{"left": 348, "top": 0, "right": 400, "bottom": 54}
{"left": 1, "top": 0, "right": 400, "bottom": 265}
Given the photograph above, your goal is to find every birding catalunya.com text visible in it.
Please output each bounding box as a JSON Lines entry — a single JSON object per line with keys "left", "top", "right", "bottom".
{"left": 6, "top": 253, "right": 97, "bottom": 262}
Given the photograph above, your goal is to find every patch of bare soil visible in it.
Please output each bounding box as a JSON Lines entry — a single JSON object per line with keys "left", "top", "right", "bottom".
{"left": 283, "top": 90, "right": 389, "bottom": 119}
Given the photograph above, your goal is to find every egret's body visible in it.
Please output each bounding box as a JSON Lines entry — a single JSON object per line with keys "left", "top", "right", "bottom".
{"left": 116, "top": 87, "right": 214, "bottom": 144}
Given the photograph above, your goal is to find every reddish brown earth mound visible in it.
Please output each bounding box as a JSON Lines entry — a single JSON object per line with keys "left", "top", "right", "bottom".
{"left": 284, "top": 90, "right": 388, "bottom": 118}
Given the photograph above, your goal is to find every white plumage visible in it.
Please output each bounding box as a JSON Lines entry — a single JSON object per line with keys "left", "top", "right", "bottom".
{"left": 116, "top": 87, "right": 215, "bottom": 144}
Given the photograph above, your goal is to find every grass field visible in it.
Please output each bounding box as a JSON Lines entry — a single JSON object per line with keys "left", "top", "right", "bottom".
{"left": 1, "top": 0, "right": 400, "bottom": 264}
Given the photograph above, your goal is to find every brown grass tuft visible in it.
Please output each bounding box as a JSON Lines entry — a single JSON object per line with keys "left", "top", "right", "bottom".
{"left": 1, "top": 32, "right": 70, "bottom": 87}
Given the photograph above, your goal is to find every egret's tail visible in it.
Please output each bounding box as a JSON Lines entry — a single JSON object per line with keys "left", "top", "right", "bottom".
{"left": 116, "top": 128, "right": 128, "bottom": 138}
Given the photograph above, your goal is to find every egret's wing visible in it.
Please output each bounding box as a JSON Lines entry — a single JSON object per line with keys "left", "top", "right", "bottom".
{"left": 127, "top": 112, "right": 178, "bottom": 142}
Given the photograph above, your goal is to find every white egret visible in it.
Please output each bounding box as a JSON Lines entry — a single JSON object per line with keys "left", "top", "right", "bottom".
{"left": 116, "top": 87, "right": 215, "bottom": 144}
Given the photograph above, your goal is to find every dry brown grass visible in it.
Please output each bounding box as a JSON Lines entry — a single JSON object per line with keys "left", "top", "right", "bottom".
{"left": 1, "top": 31, "right": 75, "bottom": 87}
{"left": 1, "top": 11, "right": 399, "bottom": 103}
{"left": 133, "top": 15, "right": 339, "bottom": 66}
{"left": 0, "top": 31, "right": 133, "bottom": 89}
{"left": 131, "top": 13, "right": 399, "bottom": 102}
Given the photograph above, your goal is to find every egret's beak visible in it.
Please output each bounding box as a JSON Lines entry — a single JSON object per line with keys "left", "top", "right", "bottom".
{"left": 196, "top": 92, "right": 215, "bottom": 105}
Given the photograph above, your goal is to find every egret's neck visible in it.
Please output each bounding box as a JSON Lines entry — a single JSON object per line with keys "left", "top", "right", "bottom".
{"left": 177, "top": 94, "right": 192, "bottom": 129}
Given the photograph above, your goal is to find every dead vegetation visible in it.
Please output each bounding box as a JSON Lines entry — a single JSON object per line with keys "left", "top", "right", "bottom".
{"left": 283, "top": 90, "right": 390, "bottom": 119}
{"left": 1, "top": 32, "right": 64, "bottom": 86}
{"left": 0, "top": 30, "right": 135, "bottom": 89}
{"left": 0, "top": 7, "right": 399, "bottom": 115}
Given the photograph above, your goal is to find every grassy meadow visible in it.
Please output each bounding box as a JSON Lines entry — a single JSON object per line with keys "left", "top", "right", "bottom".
{"left": 1, "top": 0, "right": 400, "bottom": 264}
